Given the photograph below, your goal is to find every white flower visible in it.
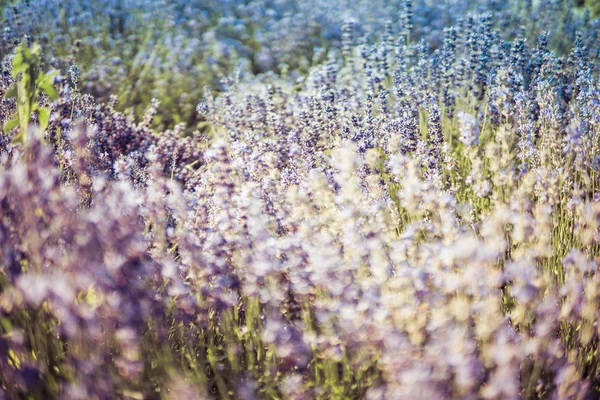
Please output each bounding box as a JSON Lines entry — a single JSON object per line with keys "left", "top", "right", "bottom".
{"left": 457, "top": 112, "right": 480, "bottom": 146}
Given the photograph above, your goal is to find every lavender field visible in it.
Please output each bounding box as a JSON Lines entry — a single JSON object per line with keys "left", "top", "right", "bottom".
{"left": 1, "top": 0, "right": 600, "bottom": 398}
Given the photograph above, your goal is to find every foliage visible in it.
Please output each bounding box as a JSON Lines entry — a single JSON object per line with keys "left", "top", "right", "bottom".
{"left": 2, "top": 42, "right": 57, "bottom": 143}
{"left": 585, "top": 0, "right": 600, "bottom": 16}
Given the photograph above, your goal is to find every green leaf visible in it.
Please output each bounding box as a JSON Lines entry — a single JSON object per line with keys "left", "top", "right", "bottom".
{"left": 39, "top": 80, "right": 58, "bottom": 101}
{"left": 30, "top": 43, "right": 42, "bottom": 57}
{"left": 10, "top": 53, "right": 25, "bottom": 77}
{"left": 11, "top": 131, "right": 24, "bottom": 145}
{"left": 37, "top": 107, "right": 51, "bottom": 132}
{"left": 4, "top": 85, "right": 17, "bottom": 99}
{"left": 0, "top": 317, "right": 12, "bottom": 331}
{"left": 3, "top": 118, "right": 19, "bottom": 134}
{"left": 40, "top": 69, "right": 59, "bottom": 81}
{"left": 3, "top": 42, "right": 56, "bottom": 145}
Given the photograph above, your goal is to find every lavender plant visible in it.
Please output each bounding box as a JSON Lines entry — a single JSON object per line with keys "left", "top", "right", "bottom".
{"left": 0, "top": 0, "right": 600, "bottom": 399}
